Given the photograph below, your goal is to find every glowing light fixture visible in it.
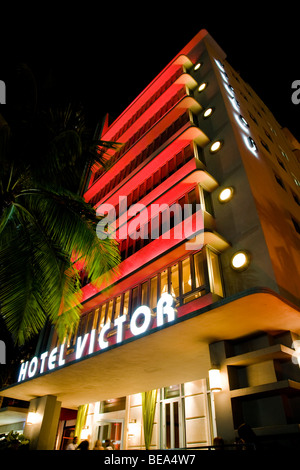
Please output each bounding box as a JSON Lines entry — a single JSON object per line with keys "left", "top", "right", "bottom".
{"left": 203, "top": 107, "right": 214, "bottom": 119}
{"left": 239, "top": 115, "right": 249, "bottom": 128}
{"left": 215, "top": 59, "right": 225, "bottom": 71}
{"left": 27, "top": 411, "right": 39, "bottom": 425}
{"left": 243, "top": 135, "right": 258, "bottom": 156}
{"left": 194, "top": 62, "right": 202, "bottom": 71}
{"left": 231, "top": 250, "right": 250, "bottom": 271}
{"left": 218, "top": 187, "right": 234, "bottom": 203}
{"left": 292, "top": 341, "right": 300, "bottom": 366}
{"left": 210, "top": 140, "right": 223, "bottom": 153}
{"left": 198, "top": 82, "right": 207, "bottom": 92}
{"left": 209, "top": 368, "right": 222, "bottom": 392}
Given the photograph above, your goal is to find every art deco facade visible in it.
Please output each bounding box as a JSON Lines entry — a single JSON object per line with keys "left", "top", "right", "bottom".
{"left": 1, "top": 30, "right": 300, "bottom": 450}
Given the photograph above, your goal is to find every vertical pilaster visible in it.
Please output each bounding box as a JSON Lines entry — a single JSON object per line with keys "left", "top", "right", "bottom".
{"left": 24, "top": 395, "right": 61, "bottom": 450}
{"left": 209, "top": 341, "right": 235, "bottom": 443}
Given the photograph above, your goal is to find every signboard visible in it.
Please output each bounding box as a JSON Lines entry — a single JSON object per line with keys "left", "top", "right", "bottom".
{"left": 18, "top": 293, "right": 176, "bottom": 382}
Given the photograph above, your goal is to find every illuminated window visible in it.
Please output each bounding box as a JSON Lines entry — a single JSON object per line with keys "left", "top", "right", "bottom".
{"left": 231, "top": 250, "right": 250, "bottom": 271}
{"left": 123, "top": 291, "right": 129, "bottom": 317}
{"left": 279, "top": 147, "right": 289, "bottom": 160}
{"left": 106, "top": 300, "right": 114, "bottom": 323}
{"left": 100, "top": 397, "right": 126, "bottom": 413}
{"left": 171, "top": 264, "right": 179, "bottom": 299}
{"left": 150, "top": 276, "right": 158, "bottom": 310}
{"left": 198, "top": 82, "right": 207, "bottom": 92}
{"left": 207, "top": 249, "right": 223, "bottom": 296}
{"left": 160, "top": 269, "right": 168, "bottom": 295}
{"left": 141, "top": 281, "right": 148, "bottom": 305}
{"left": 131, "top": 287, "right": 139, "bottom": 313}
{"left": 182, "top": 257, "right": 192, "bottom": 294}
{"left": 98, "top": 305, "right": 106, "bottom": 330}
{"left": 291, "top": 173, "right": 300, "bottom": 187}
{"left": 114, "top": 296, "right": 121, "bottom": 320}
{"left": 210, "top": 140, "right": 223, "bottom": 153}
{"left": 218, "top": 187, "right": 234, "bottom": 203}
{"left": 164, "top": 384, "right": 181, "bottom": 399}
{"left": 194, "top": 251, "right": 205, "bottom": 288}
{"left": 203, "top": 107, "right": 214, "bottom": 119}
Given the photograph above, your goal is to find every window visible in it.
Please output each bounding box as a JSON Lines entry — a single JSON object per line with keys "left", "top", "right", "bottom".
{"left": 291, "top": 191, "right": 300, "bottom": 206}
{"left": 208, "top": 249, "right": 224, "bottom": 296}
{"left": 260, "top": 139, "right": 271, "bottom": 153}
{"left": 150, "top": 276, "right": 158, "bottom": 310}
{"left": 160, "top": 269, "right": 168, "bottom": 295}
{"left": 182, "top": 258, "right": 192, "bottom": 294}
{"left": 141, "top": 281, "right": 148, "bottom": 305}
{"left": 171, "top": 264, "right": 180, "bottom": 299}
{"left": 106, "top": 300, "right": 114, "bottom": 323}
{"left": 100, "top": 397, "right": 126, "bottom": 413}
{"left": 291, "top": 217, "right": 300, "bottom": 235}
{"left": 123, "top": 291, "right": 129, "bottom": 316}
{"left": 274, "top": 173, "right": 286, "bottom": 190}
{"left": 277, "top": 158, "right": 286, "bottom": 171}
{"left": 194, "top": 251, "right": 205, "bottom": 289}
{"left": 279, "top": 147, "right": 289, "bottom": 160}
{"left": 291, "top": 173, "right": 300, "bottom": 187}
{"left": 188, "top": 188, "right": 198, "bottom": 214}
{"left": 131, "top": 287, "right": 139, "bottom": 314}
{"left": 114, "top": 296, "right": 121, "bottom": 320}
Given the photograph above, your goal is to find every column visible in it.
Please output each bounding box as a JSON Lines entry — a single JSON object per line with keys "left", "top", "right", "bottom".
{"left": 209, "top": 341, "right": 235, "bottom": 443}
{"left": 24, "top": 395, "right": 61, "bottom": 450}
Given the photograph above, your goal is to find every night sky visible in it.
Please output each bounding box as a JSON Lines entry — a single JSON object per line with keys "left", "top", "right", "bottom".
{"left": 1, "top": 5, "right": 300, "bottom": 140}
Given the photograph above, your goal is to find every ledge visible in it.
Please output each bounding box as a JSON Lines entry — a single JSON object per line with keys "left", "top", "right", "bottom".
{"left": 225, "top": 344, "right": 295, "bottom": 366}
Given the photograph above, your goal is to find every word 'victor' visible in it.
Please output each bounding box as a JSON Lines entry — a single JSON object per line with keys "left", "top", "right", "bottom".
{"left": 18, "top": 293, "right": 176, "bottom": 382}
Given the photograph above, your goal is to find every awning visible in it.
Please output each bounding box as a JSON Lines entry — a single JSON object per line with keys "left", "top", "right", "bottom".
{"left": 1, "top": 288, "right": 300, "bottom": 409}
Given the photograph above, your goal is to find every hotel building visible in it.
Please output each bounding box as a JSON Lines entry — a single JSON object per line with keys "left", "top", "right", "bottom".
{"left": 1, "top": 29, "right": 300, "bottom": 450}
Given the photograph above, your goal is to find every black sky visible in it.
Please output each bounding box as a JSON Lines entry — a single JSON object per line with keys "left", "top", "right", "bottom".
{"left": 1, "top": 4, "right": 300, "bottom": 140}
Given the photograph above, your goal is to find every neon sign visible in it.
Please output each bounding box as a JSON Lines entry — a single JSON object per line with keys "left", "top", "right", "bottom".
{"left": 18, "top": 293, "right": 176, "bottom": 383}
{"left": 214, "top": 58, "right": 258, "bottom": 157}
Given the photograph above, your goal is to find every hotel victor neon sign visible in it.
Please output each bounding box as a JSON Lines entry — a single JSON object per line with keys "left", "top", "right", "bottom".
{"left": 18, "top": 293, "right": 176, "bottom": 383}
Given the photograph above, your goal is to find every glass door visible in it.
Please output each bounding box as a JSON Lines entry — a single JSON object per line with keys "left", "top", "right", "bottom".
{"left": 97, "top": 420, "right": 123, "bottom": 450}
{"left": 161, "top": 398, "right": 184, "bottom": 449}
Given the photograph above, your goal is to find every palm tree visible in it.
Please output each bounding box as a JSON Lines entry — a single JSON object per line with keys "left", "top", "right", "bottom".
{"left": 0, "top": 64, "right": 121, "bottom": 346}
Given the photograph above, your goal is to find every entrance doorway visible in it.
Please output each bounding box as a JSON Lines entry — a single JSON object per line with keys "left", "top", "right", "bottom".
{"left": 97, "top": 420, "right": 124, "bottom": 450}
{"left": 160, "top": 385, "right": 185, "bottom": 449}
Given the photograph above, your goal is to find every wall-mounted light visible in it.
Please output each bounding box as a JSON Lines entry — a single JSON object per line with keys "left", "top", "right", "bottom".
{"left": 218, "top": 187, "right": 234, "bottom": 203}
{"left": 214, "top": 59, "right": 225, "bottom": 72}
{"left": 203, "top": 107, "right": 214, "bottom": 119}
{"left": 198, "top": 82, "right": 207, "bottom": 92}
{"left": 231, "top": 250, "right": 250, "bottom": 271}
{"left": 210, "top": 140, "right": 223, "bottom": 153}
{"left": 194, "top": 62, "right": 202, "bottom": 71}
{"left": 26, "top": 410, "right": 39, "bottom": 425}
{"left": 209, "top": 368, "right": 222, "bottom": 392}
{"left": 128, "top": 418, "right": 138, "bottom": 437}
{"left": 292, "top": 341, "right": 300, "bottom": 366}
